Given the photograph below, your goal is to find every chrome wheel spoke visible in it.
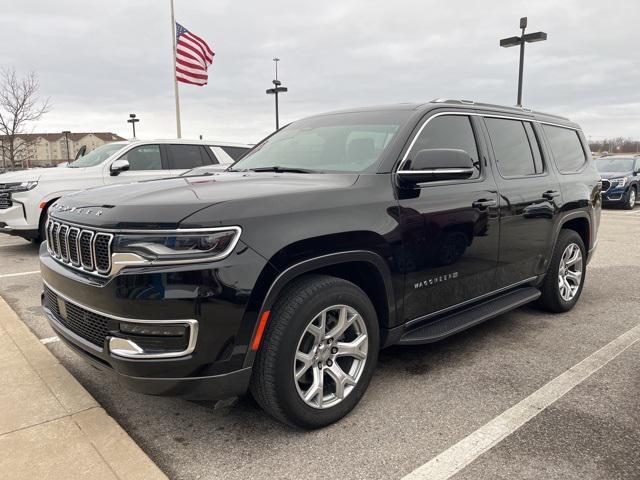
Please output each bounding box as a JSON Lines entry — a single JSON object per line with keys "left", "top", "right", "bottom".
{"left": 566, "top": 269, "right": 582, "bottom": 284}
{"left": 295, "top": 351, "right": 314, "bottom": 380}
{"left": 304, "top": 367, "right": 324, "bottom": 407}
{"left": 325, "top": 306, "right": 356, "bottom": 340}
{"left": 306, "top": 312, "right": 326, "bottom": 345}
{"left": 325, "top": 362, "right": 356, "bottom": 400}
{"left": 335, "top": 334, "right": 368, "bottom": 360}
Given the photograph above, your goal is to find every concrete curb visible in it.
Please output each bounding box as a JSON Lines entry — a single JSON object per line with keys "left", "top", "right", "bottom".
{"left": 0, "top": 295, "right": 168, "bottom": 480}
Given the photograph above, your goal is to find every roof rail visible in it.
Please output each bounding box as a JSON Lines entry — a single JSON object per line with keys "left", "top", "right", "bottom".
{"left": 428, "top": 98, "right": 571, "bottom": 121}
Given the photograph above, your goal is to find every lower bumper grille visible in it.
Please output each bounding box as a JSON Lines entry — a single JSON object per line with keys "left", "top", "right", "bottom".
{"left": 44, "top": 286, "right": 115, "bottom": 348}
{"left": 0, "top": 193, "right": 11, "bottom": 209}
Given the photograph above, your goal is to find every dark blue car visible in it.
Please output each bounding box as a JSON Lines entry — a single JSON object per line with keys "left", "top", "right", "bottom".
{"left": 595, "top": 155, "right": 640, "bottom": 209}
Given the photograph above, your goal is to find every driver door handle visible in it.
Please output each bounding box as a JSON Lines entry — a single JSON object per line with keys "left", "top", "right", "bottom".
{"left": 472, "top": 199, "right": 497, "bottom": 209}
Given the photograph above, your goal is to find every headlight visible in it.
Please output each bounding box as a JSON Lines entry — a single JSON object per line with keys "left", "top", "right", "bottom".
{"left": 2, "top": 181, "right": 38, "bottom": 192}
{"left": 610, "top": 177, "right": 628, "bottom": 188}
{"left": 112, "top": 227, "right": 241, "bottom": 261}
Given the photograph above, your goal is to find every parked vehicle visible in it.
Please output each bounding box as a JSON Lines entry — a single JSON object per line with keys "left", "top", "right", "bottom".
{"left": 0, "top": 139, "right": 251, "bottom": 241}
{"left": 40, "top": 99, "right": 601, "bottom": 429}
{"left": 595, "top": 155, "right": 640, "bottom": 209}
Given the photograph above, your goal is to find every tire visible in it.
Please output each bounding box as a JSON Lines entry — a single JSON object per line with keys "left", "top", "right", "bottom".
{"left": 623, "top": 186, "right": 636, "bottom": 210}
{"left": 538, "top": 229, "right": 586, "bottom": 313}
{"left": 250, "top": 274, "right": 379, "bottom": 429}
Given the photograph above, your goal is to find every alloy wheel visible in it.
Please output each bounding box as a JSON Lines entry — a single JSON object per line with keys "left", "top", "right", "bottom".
{"left": 630, "top": 189, "right": 636, "bottom": 208}
{"left": 294, "top": 305, "right": 368, "bottom": 409}
{"left": 558, "top": 243, "right": 583, "bottom": 302}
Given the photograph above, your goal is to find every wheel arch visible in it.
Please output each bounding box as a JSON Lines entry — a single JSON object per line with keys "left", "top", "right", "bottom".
{"left": 242, "top": 250, "right": 396, "bottom": 368}
{"left": 558, "top": 212, "right": 591, "bottom": 253}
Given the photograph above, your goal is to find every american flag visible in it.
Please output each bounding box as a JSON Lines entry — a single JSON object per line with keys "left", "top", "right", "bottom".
{"left": 175, "top": 22, "right": 214, "bottom": 86}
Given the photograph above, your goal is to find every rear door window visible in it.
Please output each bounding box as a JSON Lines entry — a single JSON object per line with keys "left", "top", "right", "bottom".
{"left": 485, "top": 118, "right": 542, "bottom": 177}
{"left": 166, "top": 145, "right": 212, "bottom": 169}
{"left": 542, "top": 125, "right": 587, "bottom": 173}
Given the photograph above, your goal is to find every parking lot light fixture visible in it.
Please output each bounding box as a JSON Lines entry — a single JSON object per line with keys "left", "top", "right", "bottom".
{"left": 500, "top": 17, "right": 547, "bottom": 107}
{"left": 266, "top": 58, "right": 288, "bottom": 131}
{"left": 127, "top": 113, "right": 140, "bottom": 138}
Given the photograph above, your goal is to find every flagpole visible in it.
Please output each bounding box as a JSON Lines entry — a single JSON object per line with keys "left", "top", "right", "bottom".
{"left": 170, "top": 0, "right": 182, "bottom": 138}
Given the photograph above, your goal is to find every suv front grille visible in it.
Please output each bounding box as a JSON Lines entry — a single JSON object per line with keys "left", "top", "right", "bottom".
{"left": 44, "top": 286, "right": 115, "bottom": 348}
{"left": 601, "top": 180, "right": 611, "bottom": 193}
{"left": 0, "top": 193, "right": 11, "bottom": 209}
{"left": 46, "top": 220, "right": 113, "bottom": 276}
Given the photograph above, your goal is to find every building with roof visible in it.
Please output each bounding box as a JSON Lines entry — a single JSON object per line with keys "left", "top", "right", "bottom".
{"left": 0, "top": 132, "right": 126, "bottom": 169}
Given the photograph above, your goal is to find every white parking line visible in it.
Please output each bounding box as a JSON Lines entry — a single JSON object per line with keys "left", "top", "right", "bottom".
{"left": 402, "top": 323, "right": 640, "bottom": 480}
{"left": 0, "top": 270, "right": 40, "bottom": 279}
{"left": 40, "top": 336, "right": 60, "bottom": 345}
{"left": 0, "top": 242, "right": 29, "bottom": 248}
{"left": 623, "top": 209, "right": 640, "bottom": 215}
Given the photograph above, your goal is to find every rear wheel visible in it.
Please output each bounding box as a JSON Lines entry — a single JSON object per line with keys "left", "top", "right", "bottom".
{"left": 250, "top": 274, "right": 379, "bottom": 429}
{"left": 538, "top": 229, "right": 586, "bottom": 313}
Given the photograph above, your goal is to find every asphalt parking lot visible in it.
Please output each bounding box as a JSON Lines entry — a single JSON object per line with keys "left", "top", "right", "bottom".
{"left": 1, "top": 208, "right": 639, "bottom": 480}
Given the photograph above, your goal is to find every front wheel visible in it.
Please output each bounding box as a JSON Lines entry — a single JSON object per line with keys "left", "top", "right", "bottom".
{"left": 538, "top": 229, "right": 586, "bottom": 313}
{"left": 623, "top": 186, "right": 636, "bottom": 210}
{"left": 250, "top": 274, "right": 379, "bottom": 429}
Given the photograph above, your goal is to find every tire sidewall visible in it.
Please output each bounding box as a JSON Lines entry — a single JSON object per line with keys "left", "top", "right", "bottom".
{"left": 271, "top": 282, "right": 379, "bottom": 428}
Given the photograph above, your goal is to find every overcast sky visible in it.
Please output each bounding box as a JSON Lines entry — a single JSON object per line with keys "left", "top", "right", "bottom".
{"left": 2, "top": 0, "right": 639, "bottom": 143}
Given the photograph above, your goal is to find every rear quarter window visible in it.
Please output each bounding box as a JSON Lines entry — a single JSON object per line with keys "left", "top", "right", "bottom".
{"left": 542, "top": 125, "right": 587, "bottom": 173}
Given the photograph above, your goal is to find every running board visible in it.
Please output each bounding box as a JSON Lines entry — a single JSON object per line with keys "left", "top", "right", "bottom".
{"left": 398, "top": 287, "right": 541, "bottom": 345}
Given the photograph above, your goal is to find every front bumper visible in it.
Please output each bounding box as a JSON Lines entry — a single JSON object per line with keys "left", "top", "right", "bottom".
{"left": 602, "top": 185, "right": 628, "bottom": 203}
{"left": 0, "top": 200, "right": 37, "bottom": 238}
{"left": 39, "top": 240, "right": 271, "bottom": 400}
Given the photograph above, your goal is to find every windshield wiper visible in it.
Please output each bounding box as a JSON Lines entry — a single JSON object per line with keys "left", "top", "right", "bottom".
{"left": 246, "top": 166, "right": 318, "bottom": 174}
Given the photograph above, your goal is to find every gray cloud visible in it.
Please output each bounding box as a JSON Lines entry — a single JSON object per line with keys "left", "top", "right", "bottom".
{"left": 2, "top": 0, "right": 638, "bottom": 143}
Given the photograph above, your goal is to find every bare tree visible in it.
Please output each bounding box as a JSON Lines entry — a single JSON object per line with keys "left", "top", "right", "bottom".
{"left": 0, "top": 69, "right": 50, "bottom": 170}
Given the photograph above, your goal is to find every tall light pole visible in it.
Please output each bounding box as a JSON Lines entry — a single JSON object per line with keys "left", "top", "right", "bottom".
{"left": 500, "top": 17, "right": 547, "bottom": 106}
{"left": 266, "top": 58, "right": 288, "bottom": 130}
{"left": 62, "top": 130, "right": 71, "bottom": 161}
{"left": 127, "top": 113, "right": 139, "bottom": 138}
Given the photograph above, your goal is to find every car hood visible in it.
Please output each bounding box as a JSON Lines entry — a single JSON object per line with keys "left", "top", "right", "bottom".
{"left": 0, "top": 166, "right": 97, "bottom": 183}
{"left": 599, "top": 171, "right": 633, "bottom": 180}
{"left": 48, "top": 171, "right": 359, "bottom": 229}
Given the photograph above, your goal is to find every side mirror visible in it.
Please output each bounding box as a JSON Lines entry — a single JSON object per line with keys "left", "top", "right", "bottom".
{"left": 110, "top": 159, "right": 130, "bottom": 176}
{"left": 398, "top": 149, "right": 475, "bottom": 185}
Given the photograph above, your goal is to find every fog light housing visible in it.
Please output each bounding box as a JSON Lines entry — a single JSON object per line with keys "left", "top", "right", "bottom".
{"left": 119, "top": 322, "right": 186, "bottom": 337}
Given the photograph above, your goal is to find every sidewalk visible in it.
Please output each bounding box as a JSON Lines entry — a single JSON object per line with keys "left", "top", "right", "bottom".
{"left": 0, "top": 296, "right": 168, "bottom": 480}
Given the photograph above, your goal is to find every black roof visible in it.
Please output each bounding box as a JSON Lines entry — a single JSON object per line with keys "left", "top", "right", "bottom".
{"left": 312, "top": 99, "right": 579, "bottom": 129}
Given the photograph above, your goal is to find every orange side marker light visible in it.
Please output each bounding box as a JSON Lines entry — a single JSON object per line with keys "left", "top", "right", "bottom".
{"left": 251, "top": 310, "right": 270, "bottom": 350}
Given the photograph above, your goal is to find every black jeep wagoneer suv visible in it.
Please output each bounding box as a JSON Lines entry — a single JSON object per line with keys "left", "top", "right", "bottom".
{"left": 40, "top": 99, "right": 601, "bottom": 428}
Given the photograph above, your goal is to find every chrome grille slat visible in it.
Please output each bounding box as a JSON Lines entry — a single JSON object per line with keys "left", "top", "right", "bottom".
{"left": 68, "top": 228, "right": 80, "bottom": 266}
{"left": 47, "top": 220, "right": 113, "bottom": 276}
{"left": 79, "top": 230, "right": 94, "bottom": 270}
{"left": 51, "top": 223, "right": 61, "bottom": 257}
{"left": 59, "top": 225, "right": 70, "bottom": 261}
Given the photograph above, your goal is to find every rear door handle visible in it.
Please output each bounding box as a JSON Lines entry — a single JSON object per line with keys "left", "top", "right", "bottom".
{"left": 543, "top": 190, "right": 560, "bottom": 200}
{"left": 472, "top": 199, "right": 497, "bottom": 209}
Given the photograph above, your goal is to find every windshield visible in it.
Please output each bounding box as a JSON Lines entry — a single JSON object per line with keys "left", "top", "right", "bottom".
{"left": 68, "top": 143, "right": 126, "bottom": 168}
{"left": 231, "top": 110, "right": 411, "bottom": 173}
{"left": 595, "top": 157, "right": 635, "bottom": 173}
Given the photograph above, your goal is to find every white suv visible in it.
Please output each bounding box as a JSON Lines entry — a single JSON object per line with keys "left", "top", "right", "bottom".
{"left": 0, "top": 139, "right": 250, "bottom": 241}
